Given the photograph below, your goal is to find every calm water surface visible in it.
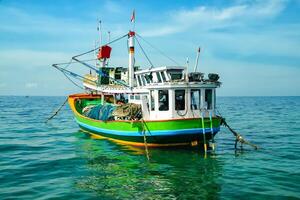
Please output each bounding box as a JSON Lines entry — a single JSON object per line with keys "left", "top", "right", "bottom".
{"left": 0, "top": 96, "right": 299, "bottom": 199}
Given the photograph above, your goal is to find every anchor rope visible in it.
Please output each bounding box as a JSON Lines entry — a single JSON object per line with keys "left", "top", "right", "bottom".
{"left": 45, "top": 97, "right": 68, "bottom": 123}
{"left": 141, "top": 119, "right": 150, "bottom": 160}
{"left": 219, "top": 116, "right": 259, "bottom": 150}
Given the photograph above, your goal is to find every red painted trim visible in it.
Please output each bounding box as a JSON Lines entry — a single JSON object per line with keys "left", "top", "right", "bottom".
{"left": 129, "top": 31, "right": 135, "bottom": 36}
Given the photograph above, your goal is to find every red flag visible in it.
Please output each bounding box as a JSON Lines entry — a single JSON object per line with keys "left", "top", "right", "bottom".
{"left": 131, "top": 10, "right": 135, "bottom": 22}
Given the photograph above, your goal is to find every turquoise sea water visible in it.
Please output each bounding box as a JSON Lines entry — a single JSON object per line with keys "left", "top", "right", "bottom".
{"left": 0, "top": 96, "right": 299, "bottom": 199}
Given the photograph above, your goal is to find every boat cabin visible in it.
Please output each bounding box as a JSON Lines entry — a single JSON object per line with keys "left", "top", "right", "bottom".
{"left": 128, "top": 66, "right": 220, "bottom": 120}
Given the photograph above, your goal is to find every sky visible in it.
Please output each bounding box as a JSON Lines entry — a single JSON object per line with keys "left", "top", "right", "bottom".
{"left": 0, "top": 0, "right": 300, "bottom": 96}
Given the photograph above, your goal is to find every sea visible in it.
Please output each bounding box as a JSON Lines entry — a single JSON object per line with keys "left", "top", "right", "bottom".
{"left": 0, "top": 96, "right": 299, "bottom": 200}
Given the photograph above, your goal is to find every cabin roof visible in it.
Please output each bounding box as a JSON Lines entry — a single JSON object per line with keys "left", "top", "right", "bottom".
{"left": 135, "top": 66, "right": 186, "bottom": 75}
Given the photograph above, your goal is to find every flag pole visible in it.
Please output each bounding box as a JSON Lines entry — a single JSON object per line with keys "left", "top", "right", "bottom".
{"left": 131, "top": 9, "right": 135, "bottom": 31}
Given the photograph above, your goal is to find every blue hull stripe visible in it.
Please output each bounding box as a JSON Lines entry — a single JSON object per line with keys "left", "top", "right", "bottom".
{"left": 76, "top": 119, "right": 220, "bottom": 137}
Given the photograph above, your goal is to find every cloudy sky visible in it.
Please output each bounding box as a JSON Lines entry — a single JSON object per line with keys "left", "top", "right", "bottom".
{"left": 0, "top": 0, "right": 300, "bottom": 96}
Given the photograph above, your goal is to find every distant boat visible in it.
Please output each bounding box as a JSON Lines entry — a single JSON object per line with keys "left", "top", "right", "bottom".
{"left": 53, "top": 27, "right": 222, "bottom": 150}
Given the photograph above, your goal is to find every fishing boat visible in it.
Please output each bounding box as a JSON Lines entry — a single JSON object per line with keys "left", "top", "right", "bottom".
{"left": 53, "top": 26, "right": 222, "bottom": 150}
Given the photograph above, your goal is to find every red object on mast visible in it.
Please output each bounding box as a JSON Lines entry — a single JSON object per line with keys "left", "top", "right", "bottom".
{"left": 97, "top": 45, "right": 112, "bottom": 59}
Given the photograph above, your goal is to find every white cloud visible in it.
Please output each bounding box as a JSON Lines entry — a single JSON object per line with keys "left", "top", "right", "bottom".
{"left": 0, "top": 49, "right": 73, "bottom": 70}
{"left": 0, "top": 5, "right": 94, "bottom": 35}
{"left": 25, "top": 82, "right": 38, "bottom": 89}
{"left": 141, "top": 0, "right": 288, "bottom": 37}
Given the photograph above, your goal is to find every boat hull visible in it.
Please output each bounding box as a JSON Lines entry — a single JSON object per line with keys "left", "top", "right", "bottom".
{"left": 68, "top": 93, "right": 221, "bottom": 147}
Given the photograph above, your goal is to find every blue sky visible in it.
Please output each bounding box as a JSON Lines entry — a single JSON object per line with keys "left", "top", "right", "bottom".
{"left": 0, "top": 0, "right": 300, "bottom": 96}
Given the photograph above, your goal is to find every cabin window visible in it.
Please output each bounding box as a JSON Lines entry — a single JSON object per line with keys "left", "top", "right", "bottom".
{"left": 115, "top": 94, "right": 126, "bottom": 104}
{"left": 144, "top": 73, "right": 153, "bottom": 84}
{"left": 130, "top": 95, "right": 134, "bottom": 100}
{"left": 158, "top": 90, "right": 169, "bottom": 111}
{"left": 205, "top": 89, "right": 213, "bottom": 110}
{"left": 137, "top": 76, "right": 142, "bottom": 86}
{"left": 135, "top": 95, "right": 141, "bottom": 100}
{"left": 115, "top": 68, "right": 122, "bottom": 80}
{"left": 156, "top": 72, "right": 162, "bottom": 83}
{"left": 175, "top": 90, "right": 185, "bottom": 110}
{"left": 161, "top": 72, "right": 167, "bottom": 82}
{"left": 191, "top": 89, "right": 201, "bottom": 110}
{"left": 168, "top": 69, "right": 183, "bottom": 80}
{"left": 150, "top": 90, "right": 155, "bottom": 111}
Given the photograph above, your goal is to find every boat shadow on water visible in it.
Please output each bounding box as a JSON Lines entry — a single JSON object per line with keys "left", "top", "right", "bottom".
{"left": 73, "top": 130, "right": 223, "bottom": 200}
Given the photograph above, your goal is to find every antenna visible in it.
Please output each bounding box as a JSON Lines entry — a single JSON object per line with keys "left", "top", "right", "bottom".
{"left": 94, "top": 40, "right": 97, "bottom": 68}
{"left": 193, "top": 47, "right": 201, "bottom": 72}
{"left": 108, "top": 31, "right": 111, "bottom": 43}
{"left": 97, "top": 19, "right": 102, "bottom": 46}
{"left": 186, "top": 57, "right": 189, "bottom": 81}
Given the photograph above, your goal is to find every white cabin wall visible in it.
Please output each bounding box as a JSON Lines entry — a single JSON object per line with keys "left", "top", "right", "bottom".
{"left": 145, "top": 87, "right": 217, "bottom": 120}
{"left": 169, "top": 90, "right": 175, "bottom": 118}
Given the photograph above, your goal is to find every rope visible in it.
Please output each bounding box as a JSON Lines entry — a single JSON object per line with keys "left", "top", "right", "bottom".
{"left": 209, "top": 110, "right": 215, "bottom": 151}
{"left": 62, "top": 72, "right": 85, "bottom": 90}
{"left": 53, "top": 58, "right": 99, "bottom": 69}
{"left": 141, "top": 119, "right": 150, "bottom": 161}
{"left": 200, "top": 111, "right": 208, "bottom": 152}
{"left": 136, "top": 33, "right": 181, "bottom": 66}
{"left": 135, "top": 37, "right": 154, "bottom": 68}
{"left": 45, "top": 97, "right": 68, "bottom": 123}
{"left": 220, "top": 117, "right": 259, "bottom": 150}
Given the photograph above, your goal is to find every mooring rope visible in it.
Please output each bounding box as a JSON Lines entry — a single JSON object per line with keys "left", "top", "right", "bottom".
{"left": 141, "top": 119, "right": 150, "bottom": 161}
{"left": 220, "top": 117, "right": 259, "bottom": 150}
{"left": 45, "top": 97, "right": 68, "bottom": 123}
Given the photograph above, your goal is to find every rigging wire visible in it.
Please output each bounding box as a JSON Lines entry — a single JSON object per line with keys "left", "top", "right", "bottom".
{"left": 54, "top": 58, "right": 99, "bottom": 69}
{"left": 135, "top": 37, "right": 154, "bottom": 68}
{"left": 62, "top": 72, "right": 85, "bottom": 90}
{"left": 72, "top": 33, "right": 128, "bottom": 58}
{"left": 136, "top": 33, "right": 181, "bottom": 66}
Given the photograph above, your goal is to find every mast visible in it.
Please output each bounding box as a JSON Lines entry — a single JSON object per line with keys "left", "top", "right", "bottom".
{"left": 193, "top": 47, "right": 201, "bottom": 72}
{"left": 128, "top": 31, "right": 135, "bottom": 88}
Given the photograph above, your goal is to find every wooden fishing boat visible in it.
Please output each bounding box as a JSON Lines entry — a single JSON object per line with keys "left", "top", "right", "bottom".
{"left": 53, "top": 24, "right": 222, "bottom": 149}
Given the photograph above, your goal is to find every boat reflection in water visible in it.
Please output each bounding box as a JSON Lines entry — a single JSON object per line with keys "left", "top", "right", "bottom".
{"left": 74, "top": 131, "right": 222, "bottom": 199}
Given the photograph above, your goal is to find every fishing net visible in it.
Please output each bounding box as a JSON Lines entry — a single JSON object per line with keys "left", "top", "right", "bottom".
{"left": 83, "top": 104, "right": 116, "bottom": 121}
{"left": 82, "top": 103, "right": 142, "bottom": 121}
{"left": 112, "top": 103, "right": 142, "bottom": 119}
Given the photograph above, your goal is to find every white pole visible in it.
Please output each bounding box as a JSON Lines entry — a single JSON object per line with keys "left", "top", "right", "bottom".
{"left": 108, "top": 31, "right": 111, "bottom": 43}
{"left": 94, "top": 40, "right": 97, "bottom": 68}
{"left": 185, "top": 57, "right": 189, "bottom": 81}
{"left": 193, "top": 47, "right": 201, "bottom": 72}
{"left": 128, "top": 31, "right": 135, "bottom": 88}
{"left": 98, "top": 20, "right": 102, "bottom": 46}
